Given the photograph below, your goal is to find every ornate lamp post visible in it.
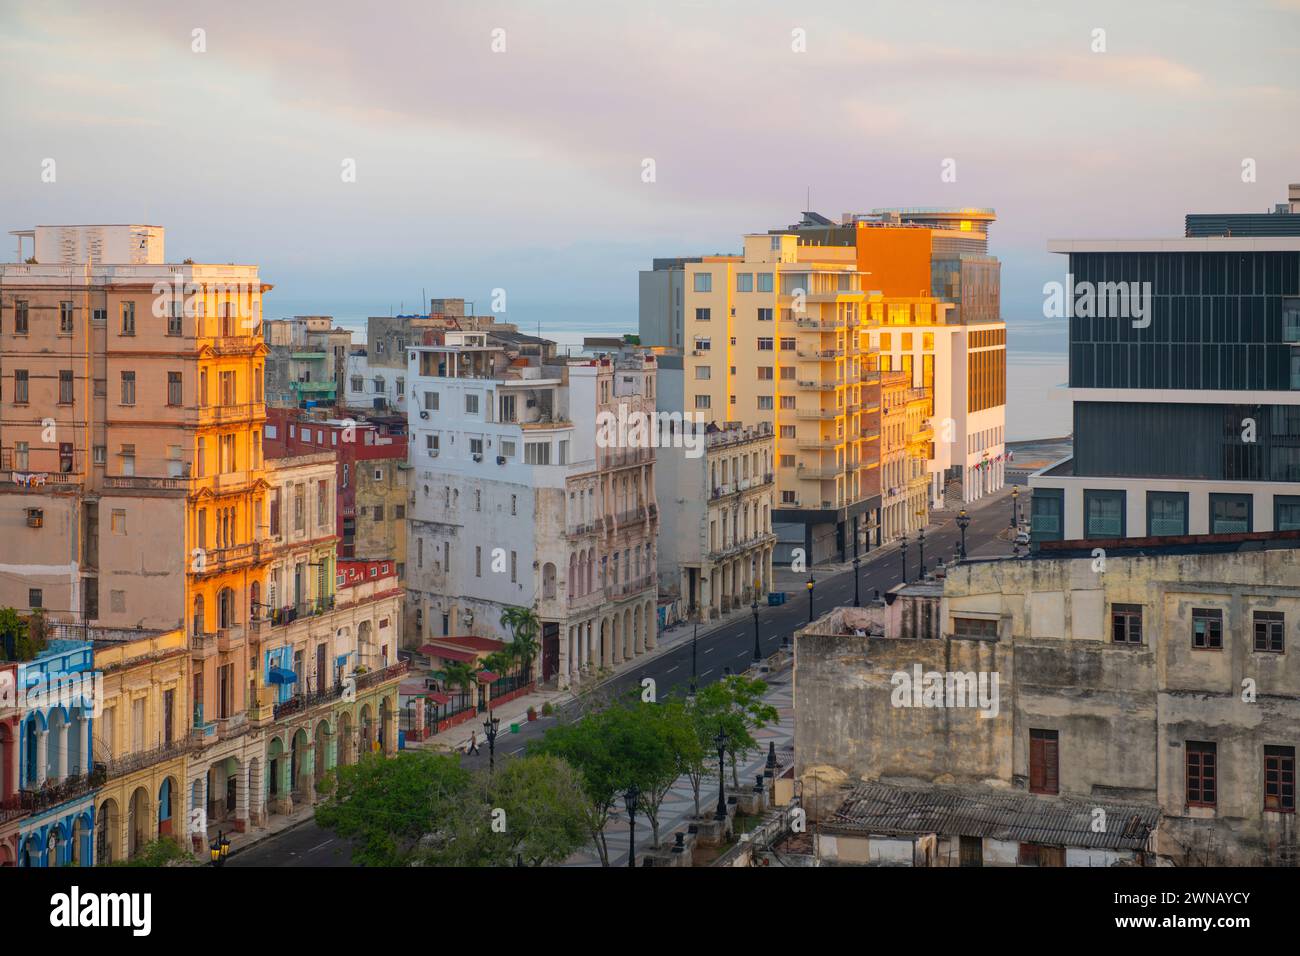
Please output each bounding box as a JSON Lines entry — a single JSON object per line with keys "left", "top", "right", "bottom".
{"left": 956, "top": 507, "right": 970, "bottom": 559}
{"left": 624, "top": 783, "right": 640, "bottom": 868}
{"left": 714, "top": 730, "right": 729, "bottom": 821}
{"left": 483, "top": 712, "right": 501, "bottom": 773}
{"left": 1010, "top": 486, "right": 1020, "bottom": 529}
{"left": 806, "top": 574, "right": 815, "bottom": 624}
{"left": 917, "top": 525, "right": 926, "bottom": 578}
{"left": 899, "top": 532, "right": 908, "bottom": 584}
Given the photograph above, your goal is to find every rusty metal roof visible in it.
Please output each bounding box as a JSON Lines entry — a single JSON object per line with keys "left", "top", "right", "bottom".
{"left": 826, "top": 782, "right": 1159, "bottom": 851}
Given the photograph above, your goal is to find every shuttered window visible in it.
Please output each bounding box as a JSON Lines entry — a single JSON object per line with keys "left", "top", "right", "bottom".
{"left": 1264, "top": 746, "right": 1295, "bottom": 813}
{"left": 1186, "top": 741, "right": 1217, "bottom": 808}
{"left": 1029, "top": 729, "right": 1059, "bottom": 795}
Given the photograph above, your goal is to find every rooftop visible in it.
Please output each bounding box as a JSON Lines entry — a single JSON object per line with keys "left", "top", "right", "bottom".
{"left": 826, "top": 781, "right": 1159, "bottom": 852}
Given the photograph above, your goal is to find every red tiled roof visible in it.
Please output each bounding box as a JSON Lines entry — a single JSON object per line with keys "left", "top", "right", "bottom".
{"left": 432, "top": 635, "right": 506, "bottom": 653}
{"left": 418, "top": 644, "right": 478, "bottom": 664}
{"left": 427, "top": 692, "right": 451, "bottom": 705}
{"left": 476, "top": 670, "right": 499, "bottom": 683}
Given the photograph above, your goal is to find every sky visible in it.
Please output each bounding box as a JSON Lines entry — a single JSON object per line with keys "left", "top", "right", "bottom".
{"left": 2, "top": 0, "right": 1298, "bottom": 346}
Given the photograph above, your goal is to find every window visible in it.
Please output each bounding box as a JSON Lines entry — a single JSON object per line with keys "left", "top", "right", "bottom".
{"left": 524, "top": 442, "right": 551, "bottom": 465}
{"left": 121, "top": 301, "right": 135, "bottom": 335}
{"left": 694, "top": 307, "right": 711, "bottom": 322}
{"left": 351, "top": 376, "right": 363, "bottom": 392}
{"left": 1186, "top": 741, "right": 1217, "bottom": 808}
{"left": 167, "top": 301, "right": 182, "bottom": 336}
{"left": 1265, "top": 746, "right": 1295, "bottom": 812}
{"left": 28, "top": 588, "right": 43, "bottom": 609}
{"left": 120, "top": 371, "right": 136, "bottom": 406}
{"left": 757, "top": 367, "right": 773, "bottom": 380}
{"left": 1254, "top": 611, "right": 1285, "bottom": 653}
{"left": 119, "top": 445, "right": 135, "bottom": 477}
{"left": 92, "top": 308, "right": 106, "bottom": 325}
{"left": 60, "top": 301, "right": 74, "bottom": 333}
{"left": 500, "top": 439, "right": 515, "bottom": 458}
{"left": 111, "top": 509, "right": 127, "bottom": 534}
{"left": 779, "top": 454, "right": 795, "bottom": 468}
{"left": 736, "top": 273, "right": 753, "bottom": 292}
{"left": 58, "top": 370, "right": 73, "bottom": 404}
{"left": 693, "top": 337, "right": 711, "bottom": 352}
{"left": 469, "top": 437, "right": 484, "bottom": 456}
{"left": 1083, "top": 489, "right": 1125, "bottom": 538}
{"left": 1146, "top": 491, "right": 1188, "bottom": 536}
{"left": 14, "top": 300, "right": 28, "bottom": 334}
{"left": 780, "top": 395, "right": 796, "bottom": 410}
{"left": 694, "top": 395, "right": 711, "bottom": 410}
{"left": 1191, "top": 608, "right": 1223, "bottom": 649}
{"left": 757, "top": 396, "right": 774, "bottom": 410}
{"left": 424, "top": 390, "right": 439, "bottom": 410}
{"left": 780, "top": 337, "right": 796, "bottom": 350}
{"left": 475, "top": 545, "right": 482, "bottom": 577}
{"left": 757, "top": 273, "right": 773, "bottom": 293}
{"left": 1112, "top": 604, "right": 1143, "bottom": 644}
{"left": 695, "top": 366, "right": 712, "bottom": 380}
{"left": 167, "top": 371, "right": 182, "bottom": 406}
{"left": 1276, "top": 496, "right": 1300, "bottom": 532}
{"left": 757, "top": 308, "right": 773, "bottom": 322}
{"left": 693, "top": 272, "right": 712, "bottom": 293}
{"left": 318, "top": 480, "right": 329, "bottom": 526}
{"left": 93, "top": 445, "right": 106, "bottom": 465}
{"left": 1029, "top": 729, "right": 1059, "bottom": 795}
{"left": 13, "top": 370, "right": 29, "bottom": 404}
{"left": 959, "top": 835, "right": 983, "bottom": 868}
{"left": 465, "top": 393, "right": 480, "bottom": 414}
{"left": 953, "top": 617, "right": 998, "bottom": 640}
{"left": 779, "top": 367, "right": 795, "bottom": 380}
{"left": 1210, "top": 493, "right": 1252, "bottom": 534}
{"left": 757, "top": 337, "right": 774, "bottom": 351}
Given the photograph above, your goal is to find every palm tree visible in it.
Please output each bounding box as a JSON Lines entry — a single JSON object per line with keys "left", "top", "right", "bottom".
{"left": 438, "top": 660, "right": 478, "bottom": 711}
{"left": 499, "top": 606, "right": 540, "bottom": 683}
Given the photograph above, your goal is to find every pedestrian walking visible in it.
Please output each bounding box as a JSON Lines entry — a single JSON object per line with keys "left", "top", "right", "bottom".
{"left": 468, "top": 730, "right": 480, "bottom": 755}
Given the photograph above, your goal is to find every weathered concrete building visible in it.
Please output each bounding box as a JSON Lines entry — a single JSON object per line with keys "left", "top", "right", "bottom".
{"left": 794, "top": 533, "right": 1300, "bottom": 865}
{"left": 263, "top": 316, "right": 352, "bottom": 409}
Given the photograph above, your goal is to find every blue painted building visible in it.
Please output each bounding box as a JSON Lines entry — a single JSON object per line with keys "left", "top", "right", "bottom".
{"left": 15, "top": 639, "right": 99, "bottom": 867}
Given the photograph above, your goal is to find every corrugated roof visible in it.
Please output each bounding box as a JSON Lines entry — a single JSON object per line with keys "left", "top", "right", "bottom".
{"left": 826, "top": 782, "right": 1159, "bottom": 852}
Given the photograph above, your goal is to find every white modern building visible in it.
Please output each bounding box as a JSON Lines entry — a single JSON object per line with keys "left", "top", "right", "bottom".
{"left": 1030, "top": 189, "right": 1300, "bottom": 543}
{"left": 404, "top": 331, "right": 660, "bottom": 689}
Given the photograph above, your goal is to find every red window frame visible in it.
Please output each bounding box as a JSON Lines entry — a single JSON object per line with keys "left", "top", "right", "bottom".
{"left": 1186, "top": 741, "right": 1217, "bottom": 808}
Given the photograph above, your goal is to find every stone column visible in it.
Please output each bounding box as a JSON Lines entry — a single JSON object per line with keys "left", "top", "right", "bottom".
{"left": 234, "top": 764, "right": 249, "bottom": 833}
{"left": 56, "top": 720, "right": 69, "bottom": 782}
{"left": 36, "top": 726, "right": 48, "bottom": 787}
{"left": 249, "top": 761, "right": 265, "bottom": 827}
{"left": 382, "top": 702, "right": 397, "bottom": 756}
{"left": 612, "top": 616, "right": 622, "bottom": 666}
{"left": 78, "top": 717, "right": 89, "bottom": 776}
{"left": 645, "top": 601, "right": 656, "bottom": 650}
{"left": 302, "top": 742, "right": 316, "bottom": 801}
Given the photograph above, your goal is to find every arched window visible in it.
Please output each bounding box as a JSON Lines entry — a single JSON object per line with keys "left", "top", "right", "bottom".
{"left": 192, "top": 595, "right": 205, "bottom": 637}
{"left": 250, "top": 581, "right": 261, "bottom": 620}
{"left": 218, "top": 588, "right": 236, "bottom": 628}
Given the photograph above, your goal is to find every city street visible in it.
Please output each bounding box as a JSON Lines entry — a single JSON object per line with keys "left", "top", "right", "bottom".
{"left": 229, "top": 485, "right": 1022, "bottom": 867}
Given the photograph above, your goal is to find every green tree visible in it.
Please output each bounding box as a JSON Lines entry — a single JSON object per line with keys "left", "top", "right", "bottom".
{"left": 499, "top": 606, "right": 540, "bottom": 682}
{"left": 488, "top": 754, "right": 591, "bottom": 865}
{"left": 637, "top": 699, "right": 703, "bottom": 845}
{"left": 530, "top": 713, "right": 622, "bottom": 866}
{"left": 438, "top": 660, "right": 478, "bottom": 708}
{"left": 695, "top": 675, "right": 778, "bottom": 789}
{"left": 315, "top": 751, "right": 472, "bottom": 866}
{"left": 0, "top": 607, "right": 43, "bottom": 662}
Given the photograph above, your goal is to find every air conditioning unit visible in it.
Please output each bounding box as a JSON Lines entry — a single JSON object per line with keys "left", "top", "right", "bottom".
{"left": 472, "top": 453, "right": 483, "bottom": 463}
{"left": 429, "top": 449, "right": 439, "bottom": 458}
{"left": 496, "top": 456, "right": 506, "bottom": 465}
{"left": 26, "top": 508, "right": 43, "bottom": 528}
{"left": 419, "top": 410, "right": 430, "bottom": 420}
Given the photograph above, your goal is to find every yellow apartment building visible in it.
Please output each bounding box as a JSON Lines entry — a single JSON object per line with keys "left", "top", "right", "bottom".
{"left": 644, "top": 234, "right": 882, "bottom": 566}
{"left": 91, "top": 625, "right": 190, "bottom": 863}
{"left": 880, "top": 371, "right": 934, "bottom": 543}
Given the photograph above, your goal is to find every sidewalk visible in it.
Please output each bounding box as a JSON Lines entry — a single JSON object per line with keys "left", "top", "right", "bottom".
{"left": 207, "top": 802, "right": 317, "bottom": 861}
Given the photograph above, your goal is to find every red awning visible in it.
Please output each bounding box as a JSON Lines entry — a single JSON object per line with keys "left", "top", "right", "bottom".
{"left": 477, "top": 670, "right": 499, "bottom": 683}
{"left": 427, "top": 692, "right": 451, "bottom": 705}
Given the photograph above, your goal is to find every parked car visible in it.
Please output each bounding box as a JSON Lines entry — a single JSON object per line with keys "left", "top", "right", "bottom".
{"left": 1014, "top": 528, "right": 1031, "bottom": 546}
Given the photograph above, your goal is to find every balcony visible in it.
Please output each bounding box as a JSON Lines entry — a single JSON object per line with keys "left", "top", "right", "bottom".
{"left": 194, "top": 543, "right": 256, "bottom": 575}
{"left": 796, "top": 348, "right": 844, "bottom": 360}
{"left": 198, "top": 402, "right": 266, "bottom": 425}
{"left": 102, "top": 474, "right": 189, "bottom": 492}
{"left": 10, "top": 769, "right": 107, "bottom": 812}
{"left": 796, "top": 436, "right": 844, "bottom": 450}
{"left": 191, "top": 632, "right": 218, "bottom": 659}
{"left": 211, "top": 337, "right": 262, "bottom": 356}
{"left": 707, "top": 531, "right": 778, "bottom": 563}
{"left": 797, "top": 380, "right": 841, "bottom": 392}
{"left": 796, "top": 464, "right": 844, "bottom": 481}
{"left": 290, "top": 380, "right": 336, "bottom": 394}
{"left": 100, "top": 739, "right": 195, "bottom": 780}
{"left": 217, "top": 626, "right": 245, "bottom": 653}
{"left": 273, "top": 682, "right": 346, "bottom": 721}
{"left": 290, "top": 351, "right": 328, "bottom": 360}
{"left": 794, "top": 408, "right": 839, "bottom": 420}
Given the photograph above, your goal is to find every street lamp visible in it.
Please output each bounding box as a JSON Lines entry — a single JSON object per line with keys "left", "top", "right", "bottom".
{"left": 690, "top": 614, "right": 699, "bottom": 696}
{"left": 956, "top": 508, "right": 970, "bottom": 559}
{"left": 714, "top": 730, "right": 729, "bottom": 821}
{"left": 917, "top": 526, "right": 926, "bottom": 578}
{"left": 483, "top": 712, "right": 501, "bottom": 773}
{"left": 1010, "top": 486, "right": 1020, "bottom": 529}
{"left": 852, "top": 548, "right": 861, "bottom": 608}
{"left": 899, "top": 532, "right": 908, "bottom": 584}
{"left": 751, "top": 582, "right": 762, "bottom": 665}
{"left": 209, "top": 830, "right": 230, "bottom": 867}
{"left": 806, "top": 574, "right": 815, "bottom": 624}
{"left": 624, "top": 783, "right": 640, "bottom": 868}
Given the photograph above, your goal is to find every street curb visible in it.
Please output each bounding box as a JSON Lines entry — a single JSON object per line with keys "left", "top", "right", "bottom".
{"left": 224, "top": 813, "right": 319, "bottom": 861}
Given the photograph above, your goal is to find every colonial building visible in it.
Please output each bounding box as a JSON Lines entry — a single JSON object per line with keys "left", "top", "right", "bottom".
{"left": 794, "top": 531, "right": 1300, "bottom": 866}
{"left": 879, "top": 371, "right": 933, "bottom": 543}
{"left": 263, "top": 316, "right": 352, "bottom": 408}
{"left": 654, "top": 420, "right": 776, "bottom": 619}
{"left": 405, "top": 332, "right": 660, "bottom": 688}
